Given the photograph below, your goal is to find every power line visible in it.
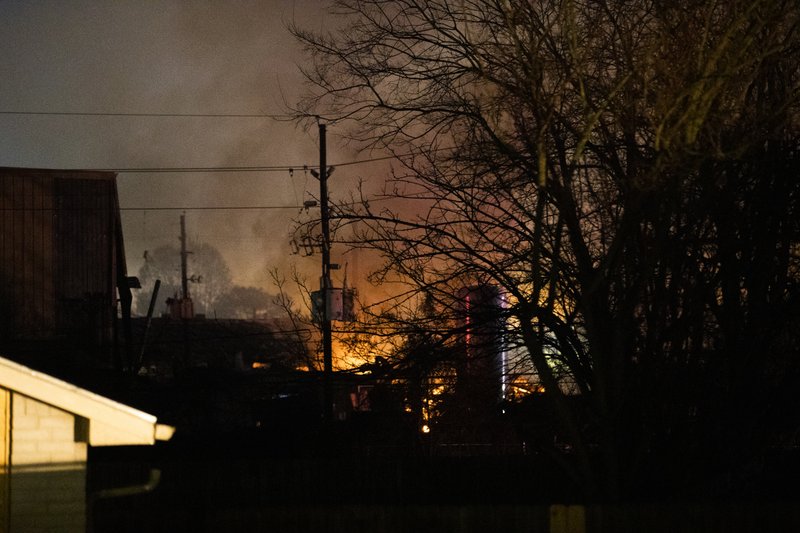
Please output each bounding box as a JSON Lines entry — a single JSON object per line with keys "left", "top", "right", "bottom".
{"left": 121, "top": 205, "right": 302, "bottom": 211}
{"left": 334, "top": 154, "right": 399, "bottom": 167}
{"left": 109, "top": 166, "right": 310, "bottom": 173}
{"left": 98, "top": 155, "right": 399, "bottom": 174}
{"left": 0, "top": 110, "right": 297, "bottom": 119}
{"left": 2, "top": 110, "right": 444, "bottom": 170}
{"left": 2, "top": 205, "right": 304, "bottom": 212}
{"left": 0, "top": 109, "right": 357, "bottom": 123}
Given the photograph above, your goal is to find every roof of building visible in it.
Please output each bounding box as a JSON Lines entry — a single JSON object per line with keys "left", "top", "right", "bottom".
{"left": 0, "top": 355, "right": 173, "bottom": 446}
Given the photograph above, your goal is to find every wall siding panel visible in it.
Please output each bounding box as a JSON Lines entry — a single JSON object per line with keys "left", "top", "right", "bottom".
{"left": 0, "top": 168, "right": 122, "bottom": 358}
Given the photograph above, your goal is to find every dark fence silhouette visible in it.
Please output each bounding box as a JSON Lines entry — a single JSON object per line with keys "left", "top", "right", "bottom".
{"left": 88, "top": 443, "right": 800, "bottom": 533}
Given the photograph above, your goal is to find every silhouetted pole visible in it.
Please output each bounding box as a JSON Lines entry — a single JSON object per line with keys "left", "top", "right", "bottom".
{"left": 319, "top": 122, "right": 334, "bottom": 422}
{"left": 137, "top": 279, "right": 161, "bottom": 368}
{"left": 178, "top": 213, "right": 192, "bottom": 367}
{"left": 180, "top": 212, "right": 190, "bottom": 300}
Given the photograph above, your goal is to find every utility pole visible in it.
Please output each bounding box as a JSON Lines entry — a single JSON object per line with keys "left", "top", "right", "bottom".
{"left": 319, "top": 122, "right": 334, "bottom": 422}
{"left": 177, "top": 212, "right": 193, "bottom": 369}
{"left": 180, "top": 212, "right": 190, "bottom": 301}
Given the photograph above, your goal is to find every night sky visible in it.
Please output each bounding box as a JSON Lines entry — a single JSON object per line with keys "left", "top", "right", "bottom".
{"left": 0, "top": 0, "right": 383, "bottom": 307}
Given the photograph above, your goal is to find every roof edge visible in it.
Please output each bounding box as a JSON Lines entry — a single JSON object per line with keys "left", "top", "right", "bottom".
{"left": 0, "top": 166, "right": 117, "bottom": 180}
{"left": 0, "top": 356, "right": 173, "bottom": 446}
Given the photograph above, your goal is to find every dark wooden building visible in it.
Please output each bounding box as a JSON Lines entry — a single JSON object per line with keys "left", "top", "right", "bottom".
{"left": 0, "top": 167, "right": 132, "bottom": 367}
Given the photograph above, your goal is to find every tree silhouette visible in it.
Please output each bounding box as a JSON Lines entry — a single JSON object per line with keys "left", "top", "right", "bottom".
{"left": 135, "top": 242, "right": 232, "bottom": 317}
{"left": 294, "top": 0, "right": 800, "bottom": 499}
{"left": 213, "top": 285, "right": 282, "bottom": 319}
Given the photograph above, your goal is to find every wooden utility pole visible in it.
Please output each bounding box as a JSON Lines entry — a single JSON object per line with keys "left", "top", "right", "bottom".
{"left": 319, "top": 122, "right": 334, "bottom": 422}
{"left": 180, "top": 212, "right": 190, "bottom": 300}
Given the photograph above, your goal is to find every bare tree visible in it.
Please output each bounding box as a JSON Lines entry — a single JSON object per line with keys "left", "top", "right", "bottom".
{"left": 135, "top": 242, "right": 233, "bottom": 317}
{"left": 294, "top": 0, "right": 800, "bottom": 499}
{"left": 269, "top": 267, "right": 323, "bottom": 372}
{"left": 213, "top": 286, "right": 283, "bottom": 319}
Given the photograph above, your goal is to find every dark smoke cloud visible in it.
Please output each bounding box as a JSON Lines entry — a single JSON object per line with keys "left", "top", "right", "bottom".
{"left": 0, "top": 0, "right": 385, "bottom": 303}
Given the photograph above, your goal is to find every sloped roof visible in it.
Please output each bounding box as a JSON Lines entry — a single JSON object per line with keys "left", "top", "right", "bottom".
{"left": 0, "top": 356, "right": 173, "bottom": 446}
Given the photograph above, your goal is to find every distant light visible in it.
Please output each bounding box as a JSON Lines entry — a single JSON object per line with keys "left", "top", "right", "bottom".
{"left": 421, "top": 424, "right": 431, "bottom": 434}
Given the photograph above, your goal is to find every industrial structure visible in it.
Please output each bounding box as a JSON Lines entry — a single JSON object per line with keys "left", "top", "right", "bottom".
{"left": 457, "top": 284, "right": 508, "bottom": 407}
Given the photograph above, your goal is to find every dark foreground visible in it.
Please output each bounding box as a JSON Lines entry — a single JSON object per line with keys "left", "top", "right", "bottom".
{"left": 87, "top": 433, "right": 800, "bottom": 533}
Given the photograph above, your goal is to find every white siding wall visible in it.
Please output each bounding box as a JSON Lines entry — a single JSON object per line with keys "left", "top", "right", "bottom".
{"left": 9, "top": 393, "right": 87, "bottom": 533}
